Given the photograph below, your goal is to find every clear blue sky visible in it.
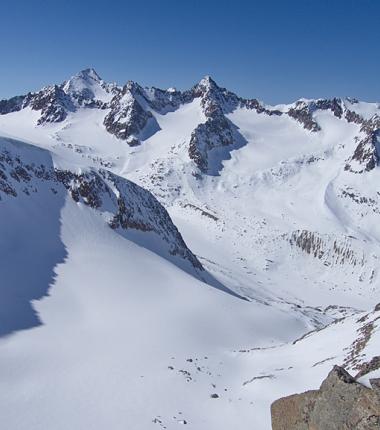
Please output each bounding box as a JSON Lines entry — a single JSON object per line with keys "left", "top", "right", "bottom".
{"left": 1, "top": 0, "right": 379, "bottom": 103}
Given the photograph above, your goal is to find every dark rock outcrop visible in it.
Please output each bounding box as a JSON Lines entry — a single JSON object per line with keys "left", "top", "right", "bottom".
{"left": 187, "top": 76, "right": 244, "bottom": 173}
{"left": 244, "top": 98, "right": 282, "bottom": 116}
{"left": 23, "top": 85, "right": 75, "bottom": 125}
{"left": 345, "top": 115, "right": 380, "bottom": 173}
{"left": 287, "top": 230, "right": 364, "bottom": 268}
{"left": 287, "top": 98, "right": 344, "bottom": 132}
{"left": 345, "top": 108, "right": 364, "bottom": 125}
{"left": 271, "top": 366, "right": 380, "bottom": 430}
{"left": 315, "top": 98, "right": 343, "bottom": 118}
{"left": 0, "top": 137, "right": 202, "bottom": 270}
{"left": 103, "top": 83, "right": 157, "bottom": 145}
{"left": 0, "top": 95, "right": 25, "bottom": 114}
{"left": 288, "top": 101, "right": 321, "bottom": 132}
{"left": 190, "top": 76, "right": 239, "bottom": 115}
{"left": 188, "top": 115, "right": 234, "bottom": 173}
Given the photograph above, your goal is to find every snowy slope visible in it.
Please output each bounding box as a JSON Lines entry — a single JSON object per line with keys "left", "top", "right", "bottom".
{"left": 0, "top": 136, "right": 311, "bottom": 430}
{"left": 0, "top": 69, "right": 380, "bottom": 429}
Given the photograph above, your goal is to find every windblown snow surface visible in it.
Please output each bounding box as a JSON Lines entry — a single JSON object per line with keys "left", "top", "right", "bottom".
{"left": 0, "top": 70, "right": 379, "bottom": 429}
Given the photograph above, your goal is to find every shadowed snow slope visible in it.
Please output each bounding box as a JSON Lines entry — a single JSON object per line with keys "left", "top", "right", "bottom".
{"left": 0, "top": 140, "right": 67, "bottom": 336}
{"left": 0, "top": 135, "right": 210, "bottom": 335}
{"left": 0, "top": 196, "right": 311, "bottom": 430}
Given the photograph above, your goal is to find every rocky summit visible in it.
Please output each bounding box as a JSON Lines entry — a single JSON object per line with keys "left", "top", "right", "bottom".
{"left": 2, "top": 69, "right": 379, "bottom": 174}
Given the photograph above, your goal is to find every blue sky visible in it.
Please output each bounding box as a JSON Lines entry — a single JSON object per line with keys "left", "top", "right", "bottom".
{"left": 0, "top": 0, "right": 379, "bottom": 103}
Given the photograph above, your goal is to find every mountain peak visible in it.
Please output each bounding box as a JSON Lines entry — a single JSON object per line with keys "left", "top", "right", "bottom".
{"left": 125, "top": 80, "right": 143, "bottom": 92}
{"left": 62, "top": 68, "right": 111, "bottom": 102}
{"left": 76, "top": 68, "right": 102, "bottom": 82}
{"left": 63, "top": 68, "right": 102, "bottom": 93}
{"left": 198, "top": 75, "right": 218, "bottom": 90}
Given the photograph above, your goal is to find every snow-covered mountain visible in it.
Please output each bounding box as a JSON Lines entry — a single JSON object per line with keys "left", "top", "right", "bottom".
{"left": 0, "top": 69, "right": 379, "bottom": 429}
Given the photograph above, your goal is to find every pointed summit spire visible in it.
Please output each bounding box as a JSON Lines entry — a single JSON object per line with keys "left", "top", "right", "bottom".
{"left": 198, "top": 75, "right": 218, "bottom": 90}
{"left": 76, "top": 68, "right": 102, "bottom": 82}
{"left": 62, "top": 68, "right": 110, "bottom": 102}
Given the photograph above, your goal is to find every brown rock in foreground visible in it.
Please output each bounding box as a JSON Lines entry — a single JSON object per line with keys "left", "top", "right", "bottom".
{"left": 271, "top": 366, "right": 380, "bottom": 430}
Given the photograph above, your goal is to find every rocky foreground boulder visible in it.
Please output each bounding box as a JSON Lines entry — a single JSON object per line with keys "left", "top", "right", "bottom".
{"left": 271, "top": 366, "right": 380, "bottom": 430}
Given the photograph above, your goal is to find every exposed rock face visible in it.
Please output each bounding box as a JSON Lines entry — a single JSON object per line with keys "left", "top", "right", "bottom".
{"left": 103, "top": 82, "right": 159, "bottom": 145}
{"left": 23, "top": 85, "right": 75, "bottom": 125}
{"left": 287, "top": 100, "right": 322, "bottom": 132}
{"left": 188, "top": 115, "right": 234, "bottom": 173}
{"left": 0, "top": 137, "right": 202, "bottom": 270}
{"left": 191, "top": 76, "right": 239, "bottom": 115}
{"left": 287, "top": 230, "right": 365, "bottom": 267}
{"left": 187, "top": 77, "right": 285, "bottom": 172}
{"left": 344, "top": 309, "right": 380, "bottom": 376}
{"left": 143, "top": 86, "right": 190, "bottom": 113}
{"left": 315, "top": 98, "right": 344, "bottom": 118}
{"left": 287, "top": 98, "right": 344, "bottom": 132}
{"left": 271, "top": 366, "right": 380, "bottom": 430}
{"left": 345, "top": 115, "right": 380, "bottom": 173}
{"left": 0, "top": 95, "right": 25, "bottom": 114}
{"left": 345, "top": 108, "right": 364, "bottom": 124}
{"left": 188, "top": 77, "right": 242, "bottom": 173}
{"left": 244, "top": 98, "right": 282, "bottom": 116}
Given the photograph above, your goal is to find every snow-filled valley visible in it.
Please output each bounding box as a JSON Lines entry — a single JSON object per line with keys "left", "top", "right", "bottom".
{"left": 0, "top": 69, "right": 379, "bottom": 429}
